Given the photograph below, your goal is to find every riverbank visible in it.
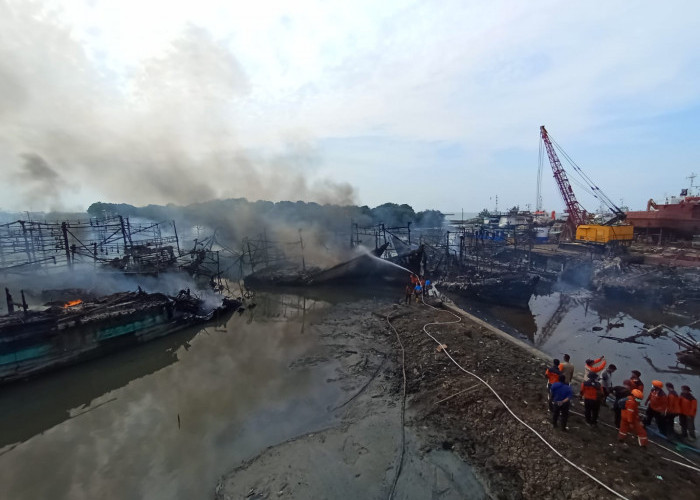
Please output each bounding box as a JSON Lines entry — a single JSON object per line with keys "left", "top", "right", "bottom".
{"left": 216, "top": 296, "right": 699, "bottom": 499}
{"left": 215, "top": 299, "right": 485, "bottom": 499}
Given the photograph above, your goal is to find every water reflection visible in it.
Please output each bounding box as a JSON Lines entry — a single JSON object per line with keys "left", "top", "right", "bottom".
{"left": 0, "top": 324, "right": 200, "bottom": 449}
{"left": 453, "top": 288, "right": 700, "bottom": 397}
{"left": 0, "top": 292, "right": 344, "bottom": 500}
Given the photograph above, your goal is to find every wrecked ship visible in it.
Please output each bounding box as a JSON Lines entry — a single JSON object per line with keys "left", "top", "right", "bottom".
{"left": 0, "top": 288, "right": 241, "bottom": 384}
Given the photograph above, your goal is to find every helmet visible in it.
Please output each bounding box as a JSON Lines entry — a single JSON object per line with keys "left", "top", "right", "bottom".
{"left": 631, "top": 389, "right": 643, "bottom": 399}
{"left": 652, "top": 380, "right": 663, "bottom": 388}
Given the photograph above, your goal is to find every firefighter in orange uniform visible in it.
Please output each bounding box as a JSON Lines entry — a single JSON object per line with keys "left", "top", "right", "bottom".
{"left": 545, "top": 359, "right": 562, "bottom": 412}
{"left": 665, "top": 382, "right": 681, "bottom": 436}
{"left": 583, "top": 356, "right": 606, "bottom": 378}
{"left": 679, "top": 385, "right": 697, "bottom": 440}
{"left": 580, "top": 372, "right": 604, "bottom": 426}
{"left": 644, "top": 380, "right": 668, "bottom": 435}
{"left": 618, "top": 389, "right": 647, "bottom": 447}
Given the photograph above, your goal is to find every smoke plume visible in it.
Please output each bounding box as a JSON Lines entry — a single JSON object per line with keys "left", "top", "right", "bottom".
{"left": 0, "top": 2, "right": 356, "bottom": 212}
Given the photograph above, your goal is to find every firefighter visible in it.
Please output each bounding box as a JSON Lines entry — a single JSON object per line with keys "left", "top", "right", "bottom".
{"left": 666, "top": 382, "right": 681, "bottom": 437}
{"left": 618, "top": 389, "right": 648, "bottom": 447}
{"left": 583, "top": 356, "right": 606, "bottom": 378}
{"left": 413, "top": 282, "right": 422, "bottom": 301}
{"left": 644, "top": 380, "right": 668, "bottom": 435}
{"left": 404, "top": 281, "right": 413, "bottom": 305}
{"left": 629, "top": 370, "right": 644, "bottom": 393}
{"left": 679, "top": 385, "right": 697, "bottom": 440}
{"left": 545, "top": 359, "right": 562, "bottom": 412}
{"left": 580, "top": 371, "right": 604, "bottom": 426}
{"left": 612, "top": 379, "right": 632, "bottom": 429}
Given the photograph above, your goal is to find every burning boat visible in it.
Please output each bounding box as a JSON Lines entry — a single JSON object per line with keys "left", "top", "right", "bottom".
{"left": 0, "top": 288, "right": 241, "bottom": 384}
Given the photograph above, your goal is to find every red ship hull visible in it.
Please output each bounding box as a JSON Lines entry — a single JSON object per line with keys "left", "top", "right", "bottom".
{"left": 626, "top": 196, "right": 700, "bottom": 237}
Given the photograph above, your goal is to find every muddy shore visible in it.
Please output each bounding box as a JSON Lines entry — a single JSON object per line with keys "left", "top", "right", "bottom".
{"left": 216, "top": 297, "right": 699, "bottom": 499}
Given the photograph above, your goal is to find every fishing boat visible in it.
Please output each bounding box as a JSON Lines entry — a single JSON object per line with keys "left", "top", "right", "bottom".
{"left": 0, "top": 289, "right": 241, "bottom": 384}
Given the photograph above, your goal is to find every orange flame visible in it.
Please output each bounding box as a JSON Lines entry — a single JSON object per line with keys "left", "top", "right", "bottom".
{"left": 64, "top": 299, "right": 82, "bottom": 308}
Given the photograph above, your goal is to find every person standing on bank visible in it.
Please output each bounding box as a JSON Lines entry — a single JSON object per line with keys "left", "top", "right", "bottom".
{"left": 583, "top": 356, "right": 606, "bottom": 378}
{"left": 580, "top": 372, "right": 604, "bottom": 426}
{"left": 679, "top": 385, "right": 697, "bottom": 440}
{"left": 666, "top": 383, "right": 681, "bottom": 437}
{"left": 545, "top": 359, "right": 562, "bottom": 412}
{"left": 404, "top": 281, "right": 413, "bottom": 304}
{"left": 612, "top": 380, "right": 632, "bottom": 429}
{"left": 600, "top": 364, "right": 617, "bottom": 405}
{"left": 550, "top": 374, "right": 572, "bottom": 431}
{"left": 619, "top": 389, "right": 648, "bottom": 447}
{"left": 644, "top": 380, "right": 668, "bottom": 436}
{"left": 558, "top": 354, "right": 575, "bottom": 385}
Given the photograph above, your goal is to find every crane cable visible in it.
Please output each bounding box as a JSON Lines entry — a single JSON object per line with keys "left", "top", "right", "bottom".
{"left": 398, "top": 297, "right": 633, "bottom": 500}
{"left": 550, "top": 136, "right": 623, "bottom": 214}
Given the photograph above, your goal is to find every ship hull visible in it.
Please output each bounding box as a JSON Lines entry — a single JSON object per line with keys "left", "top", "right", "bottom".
{"left": 0, "top": 291, "right": 239, "bottom": 384}
{"left": 626, "top": 197, "right": 700, "bottom": 237}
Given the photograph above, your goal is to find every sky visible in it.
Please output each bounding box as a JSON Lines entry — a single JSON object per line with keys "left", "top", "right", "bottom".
{"left": 1, "top": 0, "right": 699, "bottom": 215}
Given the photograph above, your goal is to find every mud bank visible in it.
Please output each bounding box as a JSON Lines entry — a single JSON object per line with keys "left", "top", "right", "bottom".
{"left": 215, "top": 300, "right": 484, "bottom": 499}
{"left": 216, "top": 298, "right": 698, "bottom": 499}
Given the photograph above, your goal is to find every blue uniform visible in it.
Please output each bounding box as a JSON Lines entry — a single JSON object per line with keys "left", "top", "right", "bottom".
{"left": 550, "top": 382, "right": 573, "bottom": 430}
{"left": 551, "top": 382, "right": 573, "bottom": 402}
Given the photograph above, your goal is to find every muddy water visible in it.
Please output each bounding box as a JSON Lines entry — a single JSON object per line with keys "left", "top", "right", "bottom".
{"left": 451, "top": 286, "right": 700, "bottom": 395}
{"left": 0, "top": 293, "right": 345, "bottom": 500}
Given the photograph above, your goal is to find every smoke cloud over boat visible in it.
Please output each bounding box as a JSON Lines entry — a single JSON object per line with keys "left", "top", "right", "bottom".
{"left": 0, "top": 2, "right": 356, "bottom": 212}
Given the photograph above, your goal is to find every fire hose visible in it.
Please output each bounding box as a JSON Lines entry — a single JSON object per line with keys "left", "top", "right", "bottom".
{"left": 386, "top": 298, "right": 635, "bottom": 499}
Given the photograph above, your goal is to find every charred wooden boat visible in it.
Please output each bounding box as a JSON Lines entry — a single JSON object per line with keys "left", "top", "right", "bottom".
{"left": 245, "top": 243, "right": 420, "bottom": 287}
{"left": 439, "top": 273, "right": 540, "bottom": 309}
{"left": 0, "top": 289, "right": 241, "bottom": 384}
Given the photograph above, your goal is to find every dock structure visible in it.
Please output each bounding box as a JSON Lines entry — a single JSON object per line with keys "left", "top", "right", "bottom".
{"left": 0, "top": 216, "right": 180, "bottom": 274}
{"left": 0, "top": 216, "right": 239, "bottom": 288}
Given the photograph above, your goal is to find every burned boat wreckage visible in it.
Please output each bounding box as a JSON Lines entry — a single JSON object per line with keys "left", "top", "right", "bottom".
{"left": 0, "top": 214, "right": 247, "bottom": 384}
{"left": 0, "top": 287, "right": 241, "bottom": 384}
{"left": 243, "top": 223, "right": 540, "bottom": 310}
{"left": 244, "top": 242, "right": 426, "bottom": 287}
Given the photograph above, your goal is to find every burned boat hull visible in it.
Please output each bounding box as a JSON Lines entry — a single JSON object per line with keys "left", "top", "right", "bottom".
{"left": 440, "top": 274, "right": 540, "bottom": 309}
{"left": 245, "top": 243, "right": 416, "bottom": 287}
{"left": 0, "top": 290, "right": 240, "bottom": 384}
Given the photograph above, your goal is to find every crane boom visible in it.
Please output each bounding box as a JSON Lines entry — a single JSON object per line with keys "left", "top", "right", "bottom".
{"left": 540, "top": 125, "right": 587, "bottom": 229}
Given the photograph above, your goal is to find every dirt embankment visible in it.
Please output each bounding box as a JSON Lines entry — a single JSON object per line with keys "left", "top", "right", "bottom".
{"left": 383, "top": 300, "right": 699, "bottom": 499}
{"left": 215, "top": 298, "right": 699, "bottom": 500}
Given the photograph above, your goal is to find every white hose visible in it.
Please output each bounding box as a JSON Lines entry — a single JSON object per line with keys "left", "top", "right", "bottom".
{"left": 568, "top": 409, "right": 699, "bottom": 468}
{"left": 660, "top": 456, "right": 700, "bottom": 473}
{"left": 415, "top": 299, "right": 632, "bottom": 500}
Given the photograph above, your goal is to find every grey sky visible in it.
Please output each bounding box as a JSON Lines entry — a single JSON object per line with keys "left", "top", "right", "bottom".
{"left": 1, "top": 1, "right": 698, "bottom": 214}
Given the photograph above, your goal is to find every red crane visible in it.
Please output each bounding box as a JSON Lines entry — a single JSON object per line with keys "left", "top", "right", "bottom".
{"left": 540, "top": 125, "right": 588, "bottom": 238}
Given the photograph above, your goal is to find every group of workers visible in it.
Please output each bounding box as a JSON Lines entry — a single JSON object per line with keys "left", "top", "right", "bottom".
{"left": 545, "top": 354, "right": 697, "bottom": 447}
{"left": 404, "top": 275, "right": 432, "bottom": 304}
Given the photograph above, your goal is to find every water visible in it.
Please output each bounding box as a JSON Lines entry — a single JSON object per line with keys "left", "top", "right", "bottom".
{"left": 450, "top": 288, "right": 700, "bottom": 395}
{"left": 367, "top": 252, "right": 416, "bottom": 276}
{"left": 0, "top": 293, "right": 344, "bottom": 500}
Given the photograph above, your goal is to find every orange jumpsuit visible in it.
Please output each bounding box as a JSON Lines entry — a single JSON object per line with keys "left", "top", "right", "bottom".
{"left": 644, "top": 388, "right": 668, "bottom": 435}
{"left": 618, "top": 395, "right": 648, "bottom": 447}
{"left": 679, "top": 392, "right": 697, "bottom": 438}
{"left": 666, "top": 389, "right": 681, "bottom": 434}
{"left": 585, "top": 357, "right": 606, "bottom": 374}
